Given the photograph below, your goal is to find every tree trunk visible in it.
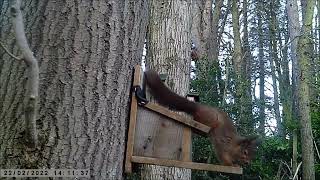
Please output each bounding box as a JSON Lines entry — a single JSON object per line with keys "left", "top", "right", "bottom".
{"left": 301, "top": 0, "right": 308, "bottom": 20}
{"left": 269, "top": 51, "right": 282, "bottom": 137}
{"left": 268, "top": 1, "right": 284, "bottom": 137}
{"left": 278, "top": 10, "right": 292, "bottom": 141}
{"left": 318, "top": 0, "right": 320, "bottom": 69}
{"left": 231, "top": 0, "right": 252, "bottom": 134}
{"left": 242, "top": 0, "right": 251, "bottom": 79}
{"left": 304, "top": 0, "right": 317, "bottom": 101}
{"left": 257, "top": 0, "right": 265, "bottom": 136}
{"left": 231, "top": 0, "right": 243, "bottom": 76}
{"left": 241, "top": 0, "right": 254, "bottom": 133}
{"left": 297, "top": 0, "right": 316, "bottom": 179}
{"left": 190, "top": 0, "right": 223, "bottom": 60}
{"left": 0, "top": 1, "right": 148, "bottom": 179}
{"left": 318, "top": 0, "right": 320, "bottom": 104}
{"left": 141, "top": 0, "right": 192, "bottom": 179}
{"left": 287, "top": 0, "right": 300, "bottom": 173}
{"left": 217, "top": 0, "right": 231, "bottom": 46}
{"left": 191, "top": 0, "right": 213, "bottom": 57}
{"left": 191, "top": 0, "right": 223, "bottom": 106}
{"left": 209, "top": 0, "right": 224, "bottom": 62}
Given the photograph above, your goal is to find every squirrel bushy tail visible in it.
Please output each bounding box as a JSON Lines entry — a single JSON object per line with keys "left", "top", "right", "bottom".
{"left": 144, "top": 70, "right": 198, "bottom": 114}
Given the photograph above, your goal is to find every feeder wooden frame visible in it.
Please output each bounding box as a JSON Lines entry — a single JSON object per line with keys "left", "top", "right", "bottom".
{"left": 125, "top": 66, "right": 243, "bottom": 175}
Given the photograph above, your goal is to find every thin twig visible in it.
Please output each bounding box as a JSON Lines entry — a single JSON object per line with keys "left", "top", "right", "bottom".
{"left": 281, "top": 27, "right": 320, "bottom": 51}
{"left": 280, "top": 160, "right": 292, "bottom": 175}
{"left": 292, "top": 162, "right": 302, "bottom": 180}
{"left": 11, "top": 0, "right": 39, "bottom": 147}
{"left": 312, "top": 131, "right": 320, "bottom": 161}
{"left": 0, "top": 41, "right": 21, "bottom": 60}
{"left": 276, "top": 162, "right": 283, "bottom": 179}
{"left": 314, "top": 140, "right": 320, "bottom": 160}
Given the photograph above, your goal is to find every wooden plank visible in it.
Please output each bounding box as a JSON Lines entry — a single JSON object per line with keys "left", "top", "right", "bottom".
{"left": 131, "top": 156, "right": 243, "bottom": 174}
{"left": 125, "top": 65, "right": 142, "bottom": 173}
{"left": 144, "top": 102, "right": 211, "bottom": 133}
{"left": 133, "top": 107, "right": 184, "bottom": 160}
{"left": 181, "top": 95, "right": 196, "bottom": 162}
{"left": 181, "top": 126, "right": 191, "bottom": 162}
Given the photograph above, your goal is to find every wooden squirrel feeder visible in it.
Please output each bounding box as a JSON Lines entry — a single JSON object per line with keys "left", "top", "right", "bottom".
{"left": 125, "top": 66, "right": 243, "bottom": 175}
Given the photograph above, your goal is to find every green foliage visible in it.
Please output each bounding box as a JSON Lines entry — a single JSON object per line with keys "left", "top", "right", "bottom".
{"left": 125, "top": 173, "right": 140, "bottom": 180}
{"left": 311, "top": 104, "right": 320, "bottom": 140}
{"left": 191, "top": 57, "right": 222, "bottom": 107}
{"left": 191, "top": 135, "right": 292, "bottom": 179}
{"left": 192, "top": 135, "right": 215, "bottom": 164}
{"left": 191, "top": 134, "right": 232, "bottom": 180}
{"left": 316, "top": 164, "right": 320, "bottom": 180}
{"left": 283, "top": 117, "right": 299, "bottom": 132}
{"left": 249, "top": 137, "right": 291, "bottom": 179}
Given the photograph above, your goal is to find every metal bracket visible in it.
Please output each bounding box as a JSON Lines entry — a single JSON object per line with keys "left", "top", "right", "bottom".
{"left": 133, "top": 85, "right": 148, "bottom": 106}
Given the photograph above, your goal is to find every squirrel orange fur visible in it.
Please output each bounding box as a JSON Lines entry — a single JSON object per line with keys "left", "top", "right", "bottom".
{"left": 145, "top": 70, "right": 259, "bottom": 166}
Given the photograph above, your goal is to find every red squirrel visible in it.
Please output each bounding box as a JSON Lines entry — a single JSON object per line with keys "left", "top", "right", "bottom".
{"left": 144, "top": 70, "right": 259, "bottom": 167}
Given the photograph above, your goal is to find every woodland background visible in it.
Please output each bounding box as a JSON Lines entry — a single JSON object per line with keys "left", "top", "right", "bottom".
{"left": 0, "top": 0, "right": 319, "bottom": 180}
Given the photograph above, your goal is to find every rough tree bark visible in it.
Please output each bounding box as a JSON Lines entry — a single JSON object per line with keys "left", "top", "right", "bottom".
{"left": 141, "top": 0, "right": 192, "bottom": 179}
{"left": 209, "top": 0, "right": 224, "bottom": 62}
{"left": 11, "top": 0, "right": 40, "bottom": 147}
{"left": 296, "top": 0, "right": 316, "bottom": 179}
{"left": 191, "top": 0, "right": 213, "bottom": 57}
{"left": 0, "top": 0, "right": 148, "bottom": 179}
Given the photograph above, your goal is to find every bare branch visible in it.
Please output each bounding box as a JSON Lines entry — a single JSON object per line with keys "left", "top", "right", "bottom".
{"left": 11, "top": 0, "right": 39, "bottom": 147}
{"left": 292, "top": 162, "right": 302, "bottom": 180}
{"left": 314, "top": 140, "right": 320, "bottom": 161}
{"left": 281, "top": 27, "right": 319, "bottom": 51}
{"left": 0, "top": 41, "right": 21, "bottom": 60}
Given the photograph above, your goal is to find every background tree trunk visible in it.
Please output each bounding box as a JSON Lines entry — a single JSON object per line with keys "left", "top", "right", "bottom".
{"left": 141, "top": 0, "right": 192, "bottom": 179}
{"left": 297, "top": 0, "right": 316, "bottom": 179}
{"left": 231, "top": 0, "right": 243, "bottom": 78}
{"left": 209, "top": 0, "right": 224, "bottom": 62}
{"left": 276, "top": 2, "right": 292, "bottom": 140}
{"left": 257, "top": 0, "right": 266, "bottom": 136}
{"left": 241, "top": 0, "right": 254, "bottom": 134}
{"left": 231, "top": 0, "right": 252, "bottom": 134}
{"left": 287, "top": 0, "right": 300, "bottom": 173}
{"left": 191, "top": 0, "right": 213, "bottom": 57}
{"left": 0, "top": 1, "right": 148, "bottom": 179}
{"left": 268, "top": 0, "right": 285, "bottom": 137}
{"left": 191, "top": 0, "right": 223, "bottom": 106}
{"left": 318, "top": 0, "right": 320, "bottom": 78}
